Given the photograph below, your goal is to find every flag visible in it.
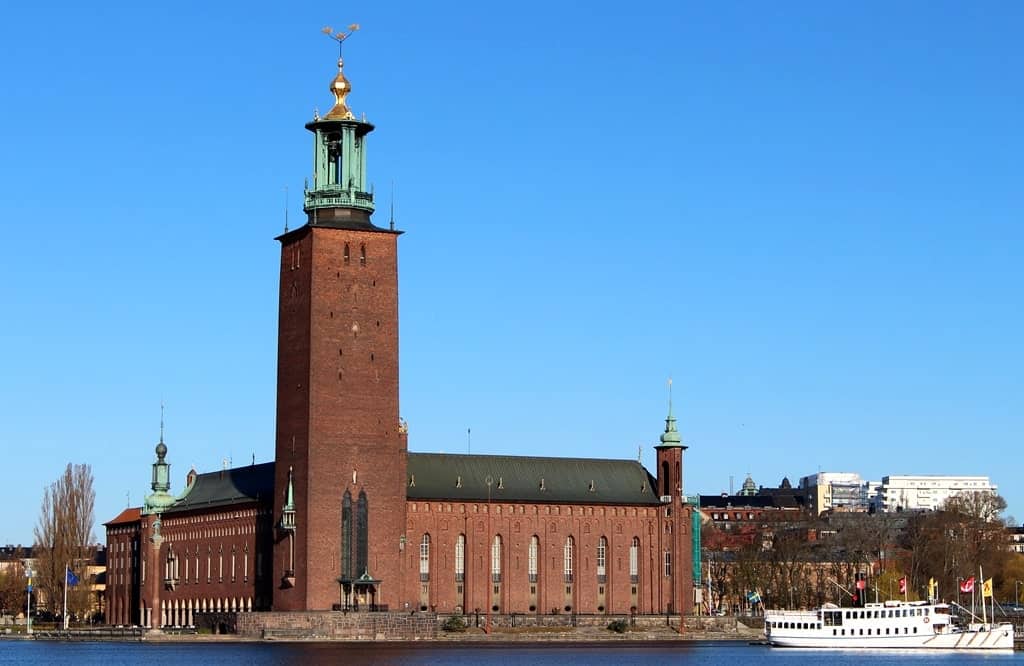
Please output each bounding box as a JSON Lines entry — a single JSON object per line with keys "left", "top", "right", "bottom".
{"left": 982, "top": 578, "right": 993, "bottom": 598}
{"left": 27, "top": 577, "right": 32, "bottom": 593}
{"left": 928, "top": 577, "right": 937, "bottom": 598}
{"left": 899, "top": 577, "right": 907, "bottom": 594}
{"left": 747, "top": 591, "right": 761, "bottom": 604}
{"left": 960, "top": 576, "right": 975, "bottom": 593}
{"left": 856, "top": 578, "right": 866, "bottom": 590}
{"left": 66, "top": 568, "right": 79, "bottom": 587}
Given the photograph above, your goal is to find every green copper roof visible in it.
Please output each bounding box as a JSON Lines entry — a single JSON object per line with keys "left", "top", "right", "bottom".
{"left": 657, "top": 400, "right": 684, "bottom": 448}
{"left": 406, "top": 453, "right": 661, "bottom": 505}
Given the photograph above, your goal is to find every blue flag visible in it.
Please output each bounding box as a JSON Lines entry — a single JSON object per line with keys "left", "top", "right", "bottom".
{"left": 66, "top": 568, "right": 79, "bottom": 587}
{"left": 747, "top": 591, "right": 761, "bottom": 604}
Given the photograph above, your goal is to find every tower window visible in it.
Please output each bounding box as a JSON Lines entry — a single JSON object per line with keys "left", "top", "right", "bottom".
{"left": 344, "top": 243, "right": 350, "bottom": 265}
{"left": 360, "top": 244, "right": 366, "bottom": 266}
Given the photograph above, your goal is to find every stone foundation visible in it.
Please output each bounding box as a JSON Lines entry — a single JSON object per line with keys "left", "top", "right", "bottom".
{"left": 236, "top": 611, "right": 438, "bottom": 640}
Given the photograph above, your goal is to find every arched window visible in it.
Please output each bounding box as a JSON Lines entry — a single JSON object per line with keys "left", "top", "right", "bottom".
{"left": 341, "top": 491, "right": 353, "bottom": 580}
{"left": 491, "top": 535, "right": 502, "bottom": 582}
{"left": 455, "top": 534, "right": 465, "bottom": 582}
{"left": 528, "top": 536, "right": 539, "bottom": 583}
{"left": 343, "top": 243, "right": 350, "bottom": 265}
{"left": 355, "top": 491, "right": 369, "bottom": 576}
{"left": 359, "top": 244, "right": 366, "bottom": 266}
{"left": 629, "top": 537, "right": 640, "bottom": 583}
{"left": 564, "top": 536, "right": 574, "bottom": 583}
{"left": 662, "top": 461, "right": 670, "bottom": 497}
{"left": 597, "top": 536, "right": 607, "bottom": 582}
{"left": 419, "top": 534, "right": 430, "bottom": 581}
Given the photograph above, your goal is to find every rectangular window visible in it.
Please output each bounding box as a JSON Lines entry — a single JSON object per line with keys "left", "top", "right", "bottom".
{"left": 663, "top": 550, "right": 672, "bottom": 577}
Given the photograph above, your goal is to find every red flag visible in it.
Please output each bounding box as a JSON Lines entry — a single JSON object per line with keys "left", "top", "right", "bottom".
{"left": 856, "top": 579, "right": 866, "bottom": 590}
{"left": 899, "top": 577, "right": 907, "bottom": 594}
{"left": 960, "top": 576, "right": 975, "bottom": 593}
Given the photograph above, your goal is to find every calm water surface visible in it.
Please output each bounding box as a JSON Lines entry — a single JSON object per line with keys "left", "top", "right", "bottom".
{"left": 2, "top": 642, "right": 1022, "bottom": 665}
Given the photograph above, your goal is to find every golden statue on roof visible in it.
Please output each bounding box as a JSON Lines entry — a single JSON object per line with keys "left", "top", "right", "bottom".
{"left": 321, "top": 24, "right": 361, "bottom": 120}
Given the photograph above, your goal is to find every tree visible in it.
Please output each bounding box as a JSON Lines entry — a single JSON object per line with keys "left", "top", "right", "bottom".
{"left": 32, "top": 463, "right": 95, "bottom": 620}
{"left": 0, "top": 550, "right": 26, "bottom": 617}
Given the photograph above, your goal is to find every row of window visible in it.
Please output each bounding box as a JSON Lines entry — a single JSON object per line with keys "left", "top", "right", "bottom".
{"left": 769, "top": 620, "right": 921, "bottom": 637}
{"left": 418, "top": 535, "right": 674, "bottom": 580}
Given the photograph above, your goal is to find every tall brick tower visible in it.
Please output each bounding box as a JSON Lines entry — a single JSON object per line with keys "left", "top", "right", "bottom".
{"left": 273, "top": 38, "right": 408, "bottom": 611}
{"left": 655, "top": 380, "right": 689, "bottom": 615}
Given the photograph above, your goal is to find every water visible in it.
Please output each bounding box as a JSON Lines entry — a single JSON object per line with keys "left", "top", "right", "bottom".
{"left": 1, "top": 642, "right": 1022, "bottom": 665}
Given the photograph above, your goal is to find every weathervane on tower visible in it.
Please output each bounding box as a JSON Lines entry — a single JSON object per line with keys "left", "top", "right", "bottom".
{"left": 319, "top": 23, "right": 361, "bottom": 120}
{"left": 321, "top": 23, "right": 361, "bottom": 56}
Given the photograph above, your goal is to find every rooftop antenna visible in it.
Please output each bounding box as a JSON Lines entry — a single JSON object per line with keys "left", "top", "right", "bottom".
{"left": 729, "top": 475, "right": 734, "bottom": 495}
{"left": 389, "top": 180, "right": 396, "bottom": 231}
{"left": 467, "top": 428, "right": 471, "bottom": 455}
{"left": 126, "top": 490, "right": 130, "bottom": 508}
{"left": 159, "top": 400, "right": 165, "bottom": 443}
{"left": 637, "top": 444, "right": 642, "bottom": 463}
{"left": 283, "top": 185, "right": 289, "bottom": 233}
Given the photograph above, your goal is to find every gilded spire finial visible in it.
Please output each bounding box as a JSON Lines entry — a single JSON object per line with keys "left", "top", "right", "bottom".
{"left": 321, "top": 24, "right": 361, "bottom": 120}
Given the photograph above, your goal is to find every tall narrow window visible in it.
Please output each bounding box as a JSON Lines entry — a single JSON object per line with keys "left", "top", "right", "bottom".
{"left": 343, "top": 243, "right": 350, "bottom": 265}
{"left": 629, "top": 537, "right": 639, "bottom": 583}
{"left": 491, "top": 535, "right": 502, "bottom": 582}
{"left": 662, "top": 461, "right": 670, "bottom": 497}
{"left": 664, "top": 550, "right": 672, "bottom": 577}
{"left": 528, "top": 536, "right": 539, "bottom": 583}
{"left": 455, "top": 534, "right": 465, "bottom": 582}
{"left": 341, "top": 491, "right": 353, "bottom": 580}
{"left": 597, "top": 536, "right": 607, "bottom": 582}
{"left": 420, "top": 534, "right": 431, "bottom": 581}
{"left": 359, "top": 244, "right": 366, "bottom": 266}
{"left": 564, "top": 536, "right": 574, "bottom": 583}
{"left": 356, "top": 491, "right": 369, "bottom": 576}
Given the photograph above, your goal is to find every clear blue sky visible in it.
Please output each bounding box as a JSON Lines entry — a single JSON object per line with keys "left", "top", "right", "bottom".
{"left": 1, "top": 1, "right": 1021, "bottom": 544}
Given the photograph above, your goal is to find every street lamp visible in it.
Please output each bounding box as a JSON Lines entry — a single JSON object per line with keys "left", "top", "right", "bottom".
{"left": 25, "top": 566, "right": 33, "bottom": 636}
{"left": 1015, "top": 580, "right": 1022, "bottom": 607}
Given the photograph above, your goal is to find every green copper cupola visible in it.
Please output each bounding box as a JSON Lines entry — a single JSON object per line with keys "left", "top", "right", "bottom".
{"left": 656, "top": 380, "right": 687, "bottom": 450}
{"left": 303, "top": 55, "right": 375, "bottom": 218}
{"left": 143, "top": 415, "right": 176, "bottom": 514}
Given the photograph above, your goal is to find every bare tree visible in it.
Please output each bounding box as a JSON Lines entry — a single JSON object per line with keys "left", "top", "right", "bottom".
{"left": 32, "top": 464, "right": 95, "bottom": 620}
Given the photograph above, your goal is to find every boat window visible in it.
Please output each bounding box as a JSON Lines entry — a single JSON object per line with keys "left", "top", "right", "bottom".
{"left": 913, "top": 627, "right": 917, "bottom": 634}
{"left": 841, "top": 629, "right": 845, "bottom": 636}
{"left": 833, "top": 629, "right": 837, "bottom": 636}
{"left": 886, "top": 628, "right": 890, "bottom": 635}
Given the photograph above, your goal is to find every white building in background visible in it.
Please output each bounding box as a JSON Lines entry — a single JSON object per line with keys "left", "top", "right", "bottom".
{"left": 876, "top": 475, "right": 996, "bottom": 512}
{"left": 799, "top": 472, "right": 868, "bottom": 515}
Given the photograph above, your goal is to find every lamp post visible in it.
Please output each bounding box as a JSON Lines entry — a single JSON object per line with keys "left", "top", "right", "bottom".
{"left": 25, "top": 566, "right": 33, "bottom": 636}
{"left": 1015, "top": 580, "right": 1022, "bottom": 607}
{"left": 485, "top": 475, "right": 493, "bottom": 636}
{"left": 957, "top": 577, "right": 962, "bottom": 609}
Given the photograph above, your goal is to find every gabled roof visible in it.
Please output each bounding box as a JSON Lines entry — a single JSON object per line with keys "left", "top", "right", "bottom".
{"left": 407, "top": 453, "right": 661, "bottom": 505}
{"left": 165, "top": 462, "right": 274, "bottom": 513}
{"left": 104, "top": 507, "right": 142, "bottom": 526}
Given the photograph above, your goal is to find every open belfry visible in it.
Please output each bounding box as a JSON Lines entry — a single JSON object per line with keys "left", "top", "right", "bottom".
{"left": 105, "top": 29, "right": 697, "bottom": 629}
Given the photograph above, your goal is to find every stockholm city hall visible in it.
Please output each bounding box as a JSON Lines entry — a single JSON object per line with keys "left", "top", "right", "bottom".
{"left": 104, "top": 36, "right": 698, "bottom": 628}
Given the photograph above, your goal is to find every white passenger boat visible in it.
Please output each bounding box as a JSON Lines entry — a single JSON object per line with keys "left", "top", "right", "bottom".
{"left": 764, "top": 599, "right": 1014, "bottom": 650}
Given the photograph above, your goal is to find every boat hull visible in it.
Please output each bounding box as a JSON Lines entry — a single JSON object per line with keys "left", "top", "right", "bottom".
{"left": 768, "top": 625, "right": 1014, "bottom": 650}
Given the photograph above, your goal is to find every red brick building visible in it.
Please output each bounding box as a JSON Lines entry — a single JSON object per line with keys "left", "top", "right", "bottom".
{"left": 105, "top": 53, "right": 696, "bottom": 628}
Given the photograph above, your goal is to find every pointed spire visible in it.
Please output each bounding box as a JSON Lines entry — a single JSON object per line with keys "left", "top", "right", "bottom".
{"left": 658, "top": 377, "right": 684, "bottom": 448}
{"left": 285, "top": 466, "right": 296, "bottom": 511}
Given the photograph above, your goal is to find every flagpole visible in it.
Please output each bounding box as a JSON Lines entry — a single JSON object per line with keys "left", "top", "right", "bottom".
{"left": 980, "top": 566, "right": 986, "bottom": 626}
{"left": 63, "top": 563, "right": 69, "bottom": 631}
